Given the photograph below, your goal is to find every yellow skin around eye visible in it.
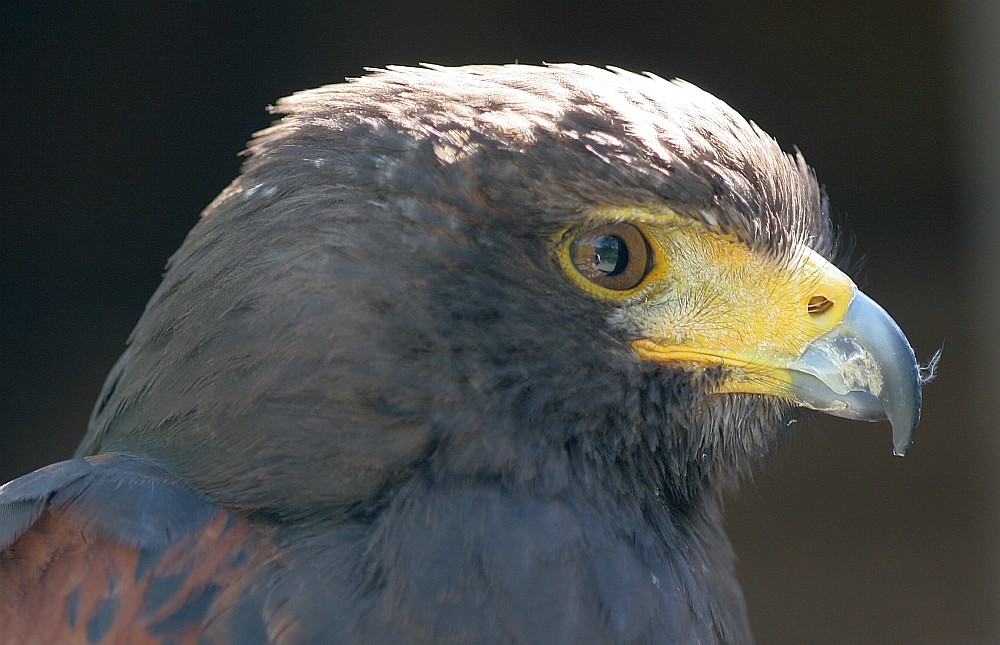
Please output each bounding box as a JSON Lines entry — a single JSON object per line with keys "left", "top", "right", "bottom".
{"left": 558, "top": 206, "right": 857, "bottom": 398}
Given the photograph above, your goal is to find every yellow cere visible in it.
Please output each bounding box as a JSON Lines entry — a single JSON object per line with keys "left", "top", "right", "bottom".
{"left": 558, "top": 206, "right": 858, "bottom": 397}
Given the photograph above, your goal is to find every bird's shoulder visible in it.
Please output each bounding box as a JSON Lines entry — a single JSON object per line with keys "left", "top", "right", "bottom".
{"left": 0, "top": 453, "right": 271, "bottom": 643}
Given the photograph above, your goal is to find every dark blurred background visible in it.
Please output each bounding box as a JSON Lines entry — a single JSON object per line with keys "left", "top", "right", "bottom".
{"left": 3, "top": 2, "right": 997, "bottom": 643}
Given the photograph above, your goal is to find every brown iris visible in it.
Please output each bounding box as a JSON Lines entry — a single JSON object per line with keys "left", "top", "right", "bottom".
{"left": 570, "top": 222, "right": 650, "bottom": 290}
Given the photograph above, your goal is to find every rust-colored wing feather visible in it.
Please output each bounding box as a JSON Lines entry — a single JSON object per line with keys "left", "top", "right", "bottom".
{"left": 0, "top": 454, "right": 266, "bottom": 644}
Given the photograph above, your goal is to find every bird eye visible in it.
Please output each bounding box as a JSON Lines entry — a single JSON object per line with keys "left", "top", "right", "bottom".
{"left": 570, "top": 223, "right": 651, "bottom": 291}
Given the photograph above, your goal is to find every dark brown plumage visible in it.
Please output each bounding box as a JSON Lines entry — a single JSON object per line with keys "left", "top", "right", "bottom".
{"left": 0, "top": 64, "right": 923, "bottom": 643}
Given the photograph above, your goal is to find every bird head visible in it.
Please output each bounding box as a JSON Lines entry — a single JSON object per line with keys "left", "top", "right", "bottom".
{"left": 80, "top": 65, "right": 924, "bottom": 519}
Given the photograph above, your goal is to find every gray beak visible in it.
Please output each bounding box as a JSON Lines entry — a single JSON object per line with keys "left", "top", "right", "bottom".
{"left": 788, "top": 290, "right": 923, "bottom": 456}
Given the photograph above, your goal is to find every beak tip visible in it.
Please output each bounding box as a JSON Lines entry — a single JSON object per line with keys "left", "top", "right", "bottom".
{"left": 887, "top": 345, "right": 923, "bottom": 458}
{"left": 889, "top": 392, "right": 921, "bottom": 457}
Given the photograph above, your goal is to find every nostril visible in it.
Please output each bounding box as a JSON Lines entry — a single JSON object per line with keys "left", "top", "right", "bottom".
{"left": 807, "top": 295, "right": 834, "bottom": 316}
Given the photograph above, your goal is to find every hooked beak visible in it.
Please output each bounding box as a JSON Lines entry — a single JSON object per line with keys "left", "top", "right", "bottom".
{"left": 787, "top": 291, "right": 922, "bottom": 455}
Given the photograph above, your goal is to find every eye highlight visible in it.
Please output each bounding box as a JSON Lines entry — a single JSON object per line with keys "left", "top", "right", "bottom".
{"left": 569, "top": 222, "right": 651, "bottom": 291}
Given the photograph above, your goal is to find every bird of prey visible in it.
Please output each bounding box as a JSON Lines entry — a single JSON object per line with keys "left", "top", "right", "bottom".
{"left": 1, "top": 64, "right": 925, "bottom": 643}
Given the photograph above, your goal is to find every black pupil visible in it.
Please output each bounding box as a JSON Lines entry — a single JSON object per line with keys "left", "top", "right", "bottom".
{"left": 592, "top": 236, "right": 628, "bottom": 275}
